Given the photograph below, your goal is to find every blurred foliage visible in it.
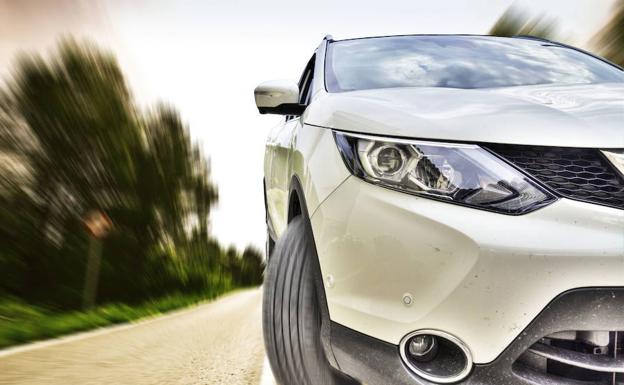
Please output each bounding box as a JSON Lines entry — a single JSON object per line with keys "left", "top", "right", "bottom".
{"left": 491, "top": 2, "right": 623, "bottom": 68}
{"left": 489, "top": 5, "right": 558, "bottom": 39}
{"left": 592, "top": 0, "right": 624, "bottom": 66}
{"left": 0, "top": 291, "right": 230, "bottom": 348}
{"left": 0, "top": 39, "right": 264, "bottom": 313}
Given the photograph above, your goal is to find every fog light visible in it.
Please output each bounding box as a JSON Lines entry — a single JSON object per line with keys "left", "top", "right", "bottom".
{"left": 400, "top": 330, "right": 473, "bottom": 383}
{"left": 408, "top": 335, "right": 438, "bottom": 362}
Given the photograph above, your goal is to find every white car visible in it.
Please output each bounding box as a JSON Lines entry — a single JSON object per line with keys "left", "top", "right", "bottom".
{"left": 255, "top": 35, "right": 624, "bottom": 385}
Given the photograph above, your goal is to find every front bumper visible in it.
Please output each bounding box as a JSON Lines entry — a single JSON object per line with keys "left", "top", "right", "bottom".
{"left": 328, "top": 288, "right": 624, "bottom": 385}
{"left": 309, "top": 176, "right": 624, "bottom": 364}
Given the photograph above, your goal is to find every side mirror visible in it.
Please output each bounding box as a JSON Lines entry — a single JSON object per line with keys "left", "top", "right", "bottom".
{"left": 254, "top": 80, "right": 306, "bottom": 116}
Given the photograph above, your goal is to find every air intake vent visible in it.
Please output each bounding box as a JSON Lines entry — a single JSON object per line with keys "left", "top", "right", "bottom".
{"left": 514, "top": 330, "right": 624, "bottom": 384}
{"left": 486, "top": 145, "right": 624, "bottom": 210}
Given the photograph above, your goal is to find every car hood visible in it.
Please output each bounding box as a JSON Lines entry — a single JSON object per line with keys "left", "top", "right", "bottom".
{"left": 304, "top": 83, "right": 624, "bottom": 148}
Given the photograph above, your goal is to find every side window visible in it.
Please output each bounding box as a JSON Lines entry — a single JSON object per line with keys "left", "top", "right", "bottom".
{"left": 286, "top": 55, "right": 315, "bottom": 121}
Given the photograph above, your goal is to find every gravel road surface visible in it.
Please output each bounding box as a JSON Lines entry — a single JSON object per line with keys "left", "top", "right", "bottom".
{"left": 0, "top": 289, "right": 271, "bottom": 385}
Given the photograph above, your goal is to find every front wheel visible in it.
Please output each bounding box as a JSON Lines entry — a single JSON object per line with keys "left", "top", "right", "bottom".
{"left": 262, "top": 216, "right": 358, "bottom": 385}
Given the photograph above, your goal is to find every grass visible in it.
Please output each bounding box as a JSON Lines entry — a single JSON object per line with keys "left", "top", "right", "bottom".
{"left": 0, "top": 290, "right": 241, "bottom": 350}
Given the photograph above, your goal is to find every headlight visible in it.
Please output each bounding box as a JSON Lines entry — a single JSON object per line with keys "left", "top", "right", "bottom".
{"left": 334, "top": 132, "right": 556, "bottom": 214}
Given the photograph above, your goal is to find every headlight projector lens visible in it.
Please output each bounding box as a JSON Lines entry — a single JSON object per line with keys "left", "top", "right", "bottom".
{"left": 372, "top": 144, "right": 405, "bottom": 175}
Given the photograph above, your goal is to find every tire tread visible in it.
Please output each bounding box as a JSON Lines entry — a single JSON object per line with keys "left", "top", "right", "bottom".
{"left": 263, "top": 217, "right": 358, "bottom": 385}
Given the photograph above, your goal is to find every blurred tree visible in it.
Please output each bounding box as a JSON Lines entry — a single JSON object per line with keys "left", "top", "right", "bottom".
{"left": 591, "top": 0, "right": 624, "bottom": 66}
{"left": 1, "top": 40, "right": 141, "bottom": 304}
{"left": 0, "top": 39, "right": 258, "bottom": 309}
{"left": 225, "top": 246, "right": 241, "bottom": 285}
{"left": 490, "top": 5, "right": 558, "bottom": 40}
{"left": 240, "top": 246, "right": 265, "bottom": 286}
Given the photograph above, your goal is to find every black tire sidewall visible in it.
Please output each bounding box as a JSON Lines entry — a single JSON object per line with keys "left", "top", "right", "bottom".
{"left": 263, "top": 216, "right": 356, "bottom": 385}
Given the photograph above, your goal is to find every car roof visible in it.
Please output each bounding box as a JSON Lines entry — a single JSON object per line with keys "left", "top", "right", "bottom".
{"left": 328, "top": 34, "right": 555, "bottom": 45}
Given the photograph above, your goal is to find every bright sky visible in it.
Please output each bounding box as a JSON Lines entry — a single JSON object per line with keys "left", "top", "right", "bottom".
{"left": 0, "top": 0, "right": 617, "bottom": 250}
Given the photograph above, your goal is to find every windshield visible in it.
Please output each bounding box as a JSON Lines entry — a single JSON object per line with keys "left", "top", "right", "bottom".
{"left": 325, "top": 36, "right": 624, "bottom": 92}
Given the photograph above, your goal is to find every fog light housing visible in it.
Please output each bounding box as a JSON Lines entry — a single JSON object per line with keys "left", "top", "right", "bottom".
{"left": 408, "top": 335, "right": 438, "bottom": 362}
{"left": 400, "top": 330, "right": 473, "bottom": 383}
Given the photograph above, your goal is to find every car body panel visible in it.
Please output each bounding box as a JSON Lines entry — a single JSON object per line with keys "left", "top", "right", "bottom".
{"left": 304, "top": 83, "right": 624, "bottom": 148}
{"left": 264, "top": 118, "right": 298, "bottom": 235}
{"left": 264, "top": 121, "right": 349, "bottom": 238}
{"left": 310, "top": 176, "right": 624, "bottom": 364}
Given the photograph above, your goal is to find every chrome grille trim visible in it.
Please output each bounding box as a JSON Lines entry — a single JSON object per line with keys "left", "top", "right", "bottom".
{"left": 528, "top": 342, "right": 624, "bottom": 373}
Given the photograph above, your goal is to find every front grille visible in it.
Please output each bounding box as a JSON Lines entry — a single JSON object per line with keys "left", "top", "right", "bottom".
{"left": 487, "top": 145, "right": 624, "bottom": 210}
{"left": 514, "top": 331, "right": 624, "bottom": 385}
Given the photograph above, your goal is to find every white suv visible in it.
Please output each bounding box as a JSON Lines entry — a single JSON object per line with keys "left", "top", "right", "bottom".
{"left": 255, "top": 35, "right": 624, "bottom": 385}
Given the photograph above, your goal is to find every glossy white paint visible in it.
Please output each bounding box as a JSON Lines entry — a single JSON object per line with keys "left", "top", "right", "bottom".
{"left": 264, "top": 118, "right": 298, "bottom": 235}
{"left": 310, "top": 176, "right": 624, "bottom": 363}
{"left": 264, "top": 121, "right": 349, "bottom": 238}
{"left": 602, "top": 150, "right": 624, "bottom": 176}
{"left": 254, "top": 80, "right": 299, "bottom": 109}
{"left": 304, "top": 83, "right": 624, "bottom": 148}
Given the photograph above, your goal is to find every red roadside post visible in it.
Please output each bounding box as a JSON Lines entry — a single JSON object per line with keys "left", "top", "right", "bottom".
{"left": 82, "top": 210, "right": 112, "bottom": 310}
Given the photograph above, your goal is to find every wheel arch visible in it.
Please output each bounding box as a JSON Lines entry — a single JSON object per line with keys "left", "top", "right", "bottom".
{"left": 286, "top": 174, "right": 340, "bottom": 369}
{"left": 263, "top": 178, "right": 277, "bottom": 258}
{"left": 288, "top": 175, "right": 309, "bottom": 224}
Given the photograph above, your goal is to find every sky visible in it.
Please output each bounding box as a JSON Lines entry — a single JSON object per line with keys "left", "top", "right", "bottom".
{"left": 0, "top": 0, "right": 618, "bottom": 250}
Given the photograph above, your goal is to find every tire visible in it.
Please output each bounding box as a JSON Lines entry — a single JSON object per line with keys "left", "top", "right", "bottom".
{"left": 263, "top": 216, "right": 359, "bottom": 385}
